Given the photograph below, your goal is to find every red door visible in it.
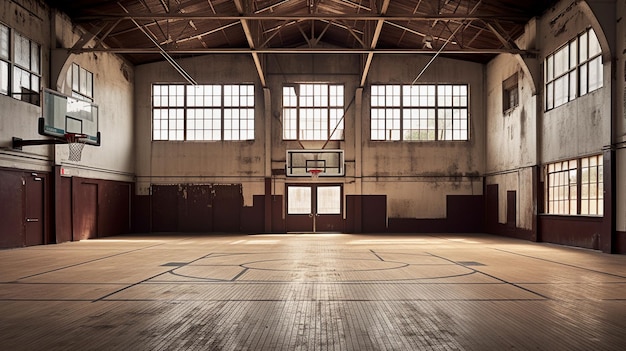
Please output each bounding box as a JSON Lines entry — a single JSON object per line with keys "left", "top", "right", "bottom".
{"left": 24, "top": 175, "right": 44, "bottom": 246}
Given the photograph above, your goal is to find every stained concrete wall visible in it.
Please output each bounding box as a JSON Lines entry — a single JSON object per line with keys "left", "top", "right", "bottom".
{"left": 485, "top": 52, "right": 538, "bottom": 230}
{"left": 134, "top": 54, "right": 266, "bottom": 206}
{"left": 363, "top": 54, "right": 485, "bottom": 219}
{"left": 135, "top": 52, "right": 484, "bottom": 220}
{"left": 540, "top": 1, "right": 612, "bottom": 162}
{"left": 0, "top": 2, "right": 134, "bottom": 181}
{"left": 0, "top": 0, "right": 52, "bottom": 171}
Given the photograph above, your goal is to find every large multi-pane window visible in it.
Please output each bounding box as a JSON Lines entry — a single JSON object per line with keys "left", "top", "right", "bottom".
{"left": 371, "top": 84, "right": 468, "bottom": 141}
{"left": 0, "top": 24, "right": 40, "bottom": 104}
{"left": 282, "top": 83, "right": 344, "bottom": 141}
{"left": 545, "top": 28, "right": 602, "bottom": 111}
{"left": 71, "top": 63, "right": 93, "bottom": 101}
{"left": 152, "top": 84, "right": 254, "bottom": 141}
{"left": 545, "top": 155, "right": 603, "bottom": 216}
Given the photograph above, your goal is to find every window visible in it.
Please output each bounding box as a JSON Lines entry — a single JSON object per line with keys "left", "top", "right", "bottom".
{"left": 502, "top": 74, "right": 519, "bottom": 112}
{"left": 282, "top": 83, "right": 344, "bottom": 141}
{"left": 580, "top": 155, "right": 603, "bottom": 215}
{"left": 370, "top": 84, "right": 468, "bottom": 141}
{"left": 0, "top": 24, "right": 40, "bottom": 104}
{"left": 545, "top": 28, "right": 602, "bottom": 111}
{"left": 71, "top": 63, "right": 93, "bottom": 101}
{"left": 545, "top": 155, "right": 603, "bottom": 216}
{"left": 152, "top": 84, "right": 254, "bottom": 141}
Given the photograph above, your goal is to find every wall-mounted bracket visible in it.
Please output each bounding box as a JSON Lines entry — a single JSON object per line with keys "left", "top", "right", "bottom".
{"left": 12, "top": 137, "right": 65, "bottom": 150}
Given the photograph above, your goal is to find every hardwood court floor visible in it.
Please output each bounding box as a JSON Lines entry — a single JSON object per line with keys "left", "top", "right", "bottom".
{"left": 1, "top": 233, "right": 625, "bottom": 350}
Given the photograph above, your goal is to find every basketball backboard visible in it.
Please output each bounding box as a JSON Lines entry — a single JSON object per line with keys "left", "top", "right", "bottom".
{"left": 286, "top": 149, "right": 344, "bottom": 177}
{"left": 40, "top": 89, "right": 100, "bottom": 145}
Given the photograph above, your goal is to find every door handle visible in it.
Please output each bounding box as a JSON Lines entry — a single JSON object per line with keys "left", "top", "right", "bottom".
{"left": 26, "top": 218, "right": 39, "bottom": 222}
{"left": 308, "top": 213, "right": 313, "bottom": 218}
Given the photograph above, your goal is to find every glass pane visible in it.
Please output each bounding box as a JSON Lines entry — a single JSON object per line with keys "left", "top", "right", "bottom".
{"left": 588, "top": 29, "right": 601, "bottom": 57}
{"left": 31, "top": 42, "right": 40, "bottom": 74}
{"left": 317, "top": 186, "right": 341, "bottom": 214}
{"left": 588, "top": 57, "right": 603, "bottom": 91}
{"left": 16, "top": 34, "right": 33, "bottom": 69}
{"left": 288, "top": 186, "right": 312, "bottom": 214}
{"left": 569, "top": 42, "right": 577, "bottom": 69}
{"left": 553, "top": 46, "right": 568, "bottom": 77}
{"left": 0, "top": 61, "right": 8, "bottom": 95}
{"left": 579, "top": 31, "right": 588, "bottom": 62}
{"left": 0, "top": 25, "right": 8, "bottom": 60}
{"left": 546, "top": 55, "right": 554, "bottom": 81}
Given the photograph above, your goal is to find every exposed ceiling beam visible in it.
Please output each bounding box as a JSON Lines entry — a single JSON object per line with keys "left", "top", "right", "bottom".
{"left": 69, "top": 48, "right": 536, "bottom": 56}
{"left": 74, "top": 14, "right": 532, "bottom": 22}
{"left": 233, "top": 0, "right": 267, "bottom": 87}
{"left": 360, "top": 0, "right": 391, "bottom": 87}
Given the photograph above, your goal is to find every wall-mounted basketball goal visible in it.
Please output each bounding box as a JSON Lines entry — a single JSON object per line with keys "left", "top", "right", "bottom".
{"left": 12, "top": 89, "right": 100, "bottom": 162}
{"left": 286, "top": 149, "right": 344, "bottom": 177}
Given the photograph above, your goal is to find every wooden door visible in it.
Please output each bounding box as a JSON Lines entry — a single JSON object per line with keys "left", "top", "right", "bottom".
{"left": 24, "top": 175, "right": 44, "bottom": 246}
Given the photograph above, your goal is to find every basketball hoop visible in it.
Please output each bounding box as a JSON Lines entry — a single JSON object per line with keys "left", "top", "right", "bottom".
{"left": 308, "top": 169, "right": 322, "bottom": 180}
{"left": 65, "top": 133, "right": 87, "bottom": 162}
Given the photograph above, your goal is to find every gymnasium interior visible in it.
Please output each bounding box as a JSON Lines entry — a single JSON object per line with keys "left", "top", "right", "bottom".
{"left": 1, "top": 0, "right": 625, "bottom": 349}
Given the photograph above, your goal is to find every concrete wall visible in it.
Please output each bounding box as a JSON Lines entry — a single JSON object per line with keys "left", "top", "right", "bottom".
{"left": 0, "top": 1, "right": 135, "bottom": 248}
{"left": 485, "top": 50, "right": 538, "bottom": 230}
{"left": 51, "top": 12, "right": 135, "bottom": 181}
{"left": 540, "top": 1, "right": 612, "bottom": 162}
{"left": 362, "top": 54, "right": 485, "bottom": 219}
{"left": 0, "top": 0, "right": 52, "bottom": 171}
{"left": 135, "top": 52, "right": 484, "bottom": 223}
{"left": 134, "top": 54, "right": 265, "bottom": 206}
{"left": 0, "top": 3, "right": 134, "bottom": 181}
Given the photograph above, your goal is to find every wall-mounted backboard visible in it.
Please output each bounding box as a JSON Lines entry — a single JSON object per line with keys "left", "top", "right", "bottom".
{"left": 286, "top": 149, "right": 344, "bottom": 177}
{"left": 40, "top": 89, "right": 100, "bottom": 145}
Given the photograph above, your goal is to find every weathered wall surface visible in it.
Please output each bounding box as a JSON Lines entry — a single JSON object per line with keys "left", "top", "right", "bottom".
{"left": 0, "top": 1, "right": 135, "bottom": 247}
{"left": 135, "top": 52, "right": 485, "bottom": 223}
{"left": 0, "top": 0, "right": 51, "bottom": 170}
{"left": 134, "top": 54, "right": 264, "bottom": 203}
{"left": 362, "top": 54, "right": 485, "bottom": 219}
{"left": 484, "top": 51, "right": 538, "bottom": 231}
{"left": 540, "top": 1, "right": 612, "bottom": 162}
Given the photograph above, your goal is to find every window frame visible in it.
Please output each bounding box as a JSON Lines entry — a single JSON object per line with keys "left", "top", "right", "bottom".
{"left": 151, "top": 83, "right": 255, "bottom": 141}
{"left": 282, "top": 83, "right": 345, "bottom": 141}
{"left": 370, "top": 83, "right": 469, "bottom": 142}
{"left": 502, "top": 73, "right": 519, "bottom": 113}
{"left": 0, "top": 23, "right": 41, "bottom": 105}
{"left": 545, "top": 155, "right": 603, "bottom": 216}
{"left": 71, "top": 63, "right": 94, "bottom": 101}
{"left": 544, "top": 28, "right": 602, "bottom": 111}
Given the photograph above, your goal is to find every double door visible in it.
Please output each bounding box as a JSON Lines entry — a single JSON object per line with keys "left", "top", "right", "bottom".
{"left": 286, "top": 184, "right": 343, "bottom": 233}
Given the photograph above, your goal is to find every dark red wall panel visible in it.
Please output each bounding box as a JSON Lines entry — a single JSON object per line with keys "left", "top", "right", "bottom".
{"left": 616, "top": 231, "right": 626, "bottom": 254}
{"left": 213, "top": 184, "right": 242, "bottom": 233}
{"left": 98, "top": 182, "right": 132, "bottom": 237}
{"left": 539, "top": 215, "right": 603, "bottom": 250}
{"left": 151, "top": 185, "right": 179, "bottom": 232}
{"left": 55, "top": 175, "right": 72, "bottom": 243}
{"left": 446, "top": 195, "right": 484, "bottom": 232}
{"left": 132, "top": 195, "right": 151, "bottom": 233}
{"left": 361, "top": 195, "right": 387, "bottom": 233}
{"left": 271, "top": 195, "right": 285, "bottom": 233}
{"left": 241, "top": 195, "right": 264, "bottom": 233}
{"left": 179, "top": 185, "right": 212, "bottom": 232}
{"left": 0, "top": 169, "right": 24, "bottom": 248}
{"left": 72, "top": 181, "right": 98, "bottom": 240}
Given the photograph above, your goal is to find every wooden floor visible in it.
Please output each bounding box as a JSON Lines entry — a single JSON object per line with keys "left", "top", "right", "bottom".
{"left": 1, "top": 233, "right": 625, "bottom": 350}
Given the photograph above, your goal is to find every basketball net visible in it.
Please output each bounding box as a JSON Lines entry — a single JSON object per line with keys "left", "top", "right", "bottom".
{"left": 65, "top": 133, "right": 87, "bottom": 162}
{"left": 308, "top": 169, "right": 322, "bottom": 180}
